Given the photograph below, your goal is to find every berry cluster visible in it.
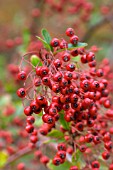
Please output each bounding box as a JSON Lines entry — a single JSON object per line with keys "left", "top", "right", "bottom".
{"left": 17, "top": 28, "right": 113, "bottom": 169}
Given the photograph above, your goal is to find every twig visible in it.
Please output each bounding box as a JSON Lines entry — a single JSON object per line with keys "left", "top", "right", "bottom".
{"left": 4, "top": 147, "right": 34, "bottom": 168}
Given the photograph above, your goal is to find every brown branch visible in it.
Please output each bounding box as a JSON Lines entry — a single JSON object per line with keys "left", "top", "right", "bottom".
{"left": 81, "top": 13, "right": 113, "bottom": 42}
{"left": 4, "top": 147, "right": 34, "bottom": 169}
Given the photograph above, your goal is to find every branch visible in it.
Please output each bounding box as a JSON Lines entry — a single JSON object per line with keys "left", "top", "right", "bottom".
{"left": 4, "top": 147, "right": 33, "bottom": 168}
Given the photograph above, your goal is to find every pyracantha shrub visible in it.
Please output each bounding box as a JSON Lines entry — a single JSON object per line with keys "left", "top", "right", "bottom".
{"left": 17, "top": 28, "right": 113, "bottom": 170}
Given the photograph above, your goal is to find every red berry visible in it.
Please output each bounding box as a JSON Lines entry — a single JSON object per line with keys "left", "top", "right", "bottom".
{"left": 43, "top": 114, "right": 55, "bottom": 124}
{"left": 76, "top": 122, "right": 84, "bottom": 131}
{"left": 54, "top": 59, "right": 62, "bottom": 68}
{"left": 34, "top": 150, "right": 42, "bottom": 159}
{"left": 70, "top": 35, "right": 79, "bottom": 45}
{"left": 79, "top": 145, "right": 87, "bottom": 152}
{"left": 52, "top": 156, "right": 62, "bottom": 166}
{"left": 56, "top": 150, "right": 66, "bottom": 159}
{"left": 52, "top": 84, "right": 61, "bottom": 93}
{"left": 17, "top": 88, "right": 26, "bottom": 98}
{"left": 102, "top": 151, "right": 110, "bottom": 160}
{"left": 50, "top": 38, "right": 60, "bottom": 47}
{"left": 64, "top": 71, "right": 73, "bottom": 80}
{"left": 36, "top": 95, "right": 45, "bottom": 106}
{"left": 57, "top": 143, "right": 66, "bottom": 151}
{"left": 86, "top": 52, "right": 95, "bottom": 62}
{"left": 42, "top": 76, "right": 51, "bottom": 86}
{"left": 81, "top": 55, "right": 88, "bottom": 63}
{"left": 71, "top": 49, "right": 79, "bottom": 56}
{"left": 40, "top": 66, "right": 49, "bottom": 77}
{"left": 66, "top": 28, "right": 74, "bottom": 37}
{"left": 88, "top": 60, "right": 96, "bottom": 67}
{"left": 53, "top": 72, "right": 62, "bottom": 82}
{"left": 49, "top": 107, "right": 57, "bottom": 116}
{"left": 70, "top": 166, "right": 78, "bottom": 170}
{"left": 25, "top": 124, "right": 34, "bottom": 133}
{"left": 96, "top": 69, "right": 104, "bottom": 77}
{"left": 35, "top": 66, "right": 41, "bottom": 76}
{"left": 34, "top": 78, "right": 41, "bottom": 86}
{"left": 93, "top": 136, "right": 101, "bottom": 144}
{"left": 30, "top": 135, "right": 38, "bottom": 143}
{"left": 85, "top": 134, "right": 94, "bottom": 143}
{"left": 31, "top": 8, "right": 40, "bottom": 17}
{"left": 103, "top": 132, "right": 111, "bottom": 142}
{"left": 109, "top": 164, "right": 113, "bottom": 170}
{"left": 30, "top": 100, "right": 39, "bottom": 112}
{"left": 24, "top": 106, "right": 32, "bottom": 116}
{"left": 40, "top": 155, "right": 49, "bottom": 164}
{"left": 18, "top": 71, "right": 27, "bottom": 81}
{"left": 103, "top": 99, "right": 111, "bottom": 108}
{"left": 27, "top": 116, "right": 35, "bottom": 124}
{"left": 66, "top": 63, "right": 75, "bottom": 72}
{"left": 104, "top": 141, "right": 112, "bottom": 150}
{"left": 17, "top": 163, "right": 25, "bottom": 170}
{"left": 60, "top": 39, "right": 68, "bottom": 49}
{"left": 62, "top": 52, "right": 70, "bottom": 62}
{"left": 91, "top": 161, "right": 100, "bottom": 168}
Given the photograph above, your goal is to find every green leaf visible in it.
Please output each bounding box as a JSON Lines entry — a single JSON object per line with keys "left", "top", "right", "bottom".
{"left": 59, "top": 112, "right": 70, "bottom": 130}
{"left": 30, "top": 55, "right": 40, "bottom": 67}
{"left": 71, "top": 55, "right": 80, "bottom": 62}
{"left": 98, "top": 156, "right": 108, "bottom": 170}
{"left": 48, "top": 129, "right": 64, "bottom": 138}
{"left": 36, "top": 36, "right": 51, "bottom": 51}
{"left": 41, "top": 29, "right": 52, "bottom": 44}
{"left": 100, "top": 165, "right": 108, "bottom": 170}
{"left": 47, "top": 160, "right": 72, "bottom": 170}
{"left": 35, "top": 116, "right": 43, "bottom": 127}
{"left": 72, "top": 149, "right": 85, "bottom": 169}
{"left": 43, "top": 139, "right": 65, "bottom": 144}
{"left": 68, "top": 42, "right": 88, "bottom": 49}
{"left": 54, "top": 42, "right": 87, "bottom": 55}
{"left": 0, "top": 151, "right": 8, "bottom": 168}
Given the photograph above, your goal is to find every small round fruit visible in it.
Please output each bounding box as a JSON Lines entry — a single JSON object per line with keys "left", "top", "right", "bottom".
{"left": 17, "top": 88, "right": 26, "bottom": 98}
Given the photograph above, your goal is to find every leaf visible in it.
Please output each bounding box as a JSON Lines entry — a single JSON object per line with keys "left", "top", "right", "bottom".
{"left": 35, "top": 116, "right": 43, "bottom": 127}
{"left": 47, "top": 129, "right": 64, "bottom": 138}
{"left": 71, "top": 55, "right": 80, "bottom": 62}
{"left": 30, "top": 55, "right": 40, "bottom": 67}
{"left": 98, "top": 156, "right": 108, "bottom": 170}
{"left": 43, "top": 139, "right": 65, "bottom": 144}
{"left": 54, "top": 42, "right": 87, "bottom": 55}
{"left": 72, "top": 149, "right": 85, "bottom": 169}
{"left": 0, "top": 151, "right": 8, "bottom": 168}
{"left": 100, "top": 165, "right": 108, "bottom": 170}
{"left": 59, "top": 112, "right": 70, "bottom": 130}
{"left": 41, "top": 29, "right": 52, "bottom": 44}
{"left": 47, "top": 160, "right": 72, "bottom": 170}
{"left": 68, "top": 42, "right": 88, "bottom": 49}
{"left": 72, "top": 149, "right": 79, "bottom": 163}
{"left": 36, "top": 36, "right": 51, "bottom": 51}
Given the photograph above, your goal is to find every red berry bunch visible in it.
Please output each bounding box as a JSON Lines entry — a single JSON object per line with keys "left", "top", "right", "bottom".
{"left": 17, "top": 28, "right": 113, "bottom": 169}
